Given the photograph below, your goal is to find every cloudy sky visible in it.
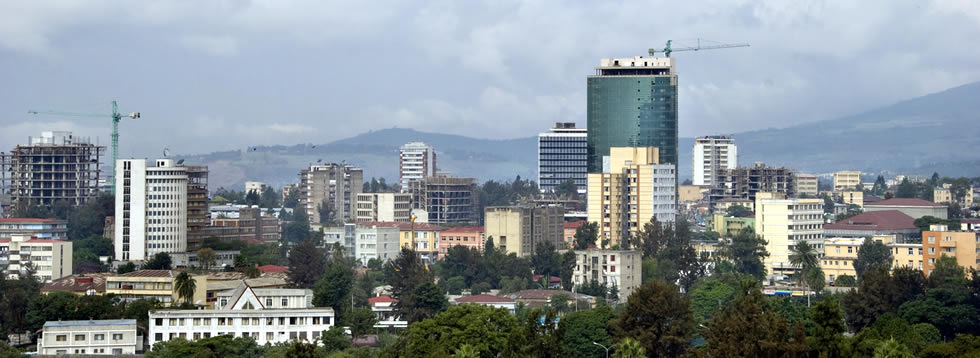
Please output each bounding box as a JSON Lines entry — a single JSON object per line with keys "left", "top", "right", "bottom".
{"left": 1, "top": 0, "right": 978, "bottom": 158}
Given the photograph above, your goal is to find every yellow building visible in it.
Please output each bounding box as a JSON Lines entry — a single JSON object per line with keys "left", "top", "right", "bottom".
{"left": 933, "top": 183, "right": 974, "bottom": 207}
{"left": 755, "top": 192, "right": 824, "bottom": 276}
{"left": 710, "top": 213, "right": 755, "bottom": 237}
{"left": 922, "top": 224, "right": 978, "bottom": 276}
{"left": 484, "top": 206, "right": 564, "bottom": 257}
{"left": 105, "top": 270, "right": 207, "bottom": 305}
{"left": 841, "top": 191, "right": 864, "bottom": 208}
{"left": 678, "top": 185, "right": 707, "bottom": 202}
{"left": 821, "top": 238, "right": 862, "bottom": 281}
{"left": 714, "top": 198, "right": 755, "bottom": 213}
{"left": 587, "top": 147, "right": 676, "bottom": 247}
{"left": 890, "top": 241, "right": 923, "bottom": 271}
{"left": 833, "top": 171, "right": 862, "bottom": 191}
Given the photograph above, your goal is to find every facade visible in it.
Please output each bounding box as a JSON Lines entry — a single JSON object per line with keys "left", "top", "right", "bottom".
{"left": 820, "top": 238, "right": 863, "bottom": 282}
{"left": 115, "top": 159, "right": 189, "bottom": 261}
{"left": 933, "top": 183, "right": 974, "bottom": 207}
{"left": 890, "top": 240, "right": 924, "bottom": 271}
{"left": 563, "top": 221, "right": 585, "bottom": 249}
{"left": 355, "top": 193, "right": 412, "bottom": 222}
{"left": 755, "top": 192, "right": 824, "bottom": 276}
{"left": 0, "top": 131, "right": 105, "bottom": 212}
{"left": 408, "top": 175, "right": 479, "bottom": 224}
{"left": 0, "top": 218, "right": 67, "bottom": 240}
{"left": 796, "top": 174, "right": 819, "bottom": 197}
{"left": 170, "top": 250, "right": 239, "bottom": 270}
{"left": 369, "top": 295, "right": 407, "bottom": 329}
{"left": 208, "top": 207, "right": 282, "bottom": 244}
{"left": 713, "top": 198, "right": 755, "bottom": 213}
{"left": 587, "top": 56, "right": 678, "bottom": 171}
{"left": 38, "top": 319, "right": 140, "bottom": 355}
{"left": 833, "top": 171, "right": 862, "bottom": 191}
{"left": 0, "top": 234, "right": 72, "bottom": 282}
{"left": 351, "top": 224, "right": 401, "bottom": 264}
{"left": 864, "top": 198, "right": 947, "bottom": 220}
{"left": 573, "top": 249, "right": 642, "bottom": 299}
{"left": 587, "top": 147, "right": 676, "bottom": 247}
{"left": 709, "top": 213, "right": 755, "bottom": 237}
{"left": 149, "top": 284, "right": 334, "bottom": 348}
{"left": 840, "top": 191, "right": 864, "bottom": 208}
{"left": 352, "top": 221, "right": 445, "bottom": 263}
{"left": 710, "top": 162, "right": 797, "bottom": 203}
{"left": 484, "top": 205, "right": 564, "bottom": 258}
{"left": 105, "top": 270, "right": 207, "bottom": 304}
{"left": 538, "top": 122, "right": 588, "bottom": 194}
{"left": 692, "top": 136, "right": 737, "bottom": 186}
{"left": 678, "top": 185, "right": 707, "bottom": 202}
{"left": 438, "top": 226, "right": 484, "bottom": 257}
{"left": 454, "top": 294, "right": 517, "bottom": 315}
{"left": 185, "top": 166, "right": 209, "bottom": 250}
{"left": 399, "top": 142, "right": 437, "bottom": 188}
{"left": 245, "top": 181, "right": 266, "bottom": 195}
{"left": 922, "top": 224, "right": 978, "bottom": 276}
{"left": 823, "top": 210, "right": 919, "bottom": 242}
{"left": 299, "top": 163, "right": 363, "bottom": 224}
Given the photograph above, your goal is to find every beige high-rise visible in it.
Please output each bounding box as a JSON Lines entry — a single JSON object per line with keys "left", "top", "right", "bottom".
{"left": 755, "top": 192, "right": 824, "bottom": 276}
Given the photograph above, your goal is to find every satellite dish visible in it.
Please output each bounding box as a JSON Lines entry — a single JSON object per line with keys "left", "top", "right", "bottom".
{"left": 163, "top": 148, "right": 170, "bottom": 158}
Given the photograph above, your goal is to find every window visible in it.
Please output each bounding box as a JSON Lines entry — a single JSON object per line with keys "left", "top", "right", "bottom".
{"left": 94, "top": 334, "right": 105, "bottom": 341}
{"left": 155, "top": 333, "right": 162, "bottom": 341}
{"left": 282, "top": 298, "right": 288, "bottom": 307}
{"left": 928, "top": 236, "right": 935, "bottom": 243}
{"left": 56, "top": 335, "right": 67, "bottom": 342}
{"left": 75, "top": 334, "right": 86, "bottom": 341}
{"left": 266, "top": 298, "right": 273, "bottom": 307}
{"left": 113, "top": 333, "right": 123, "bottom": 340}
{"left": 267, "top": 332, "right": 275, "bottom": 341}
{"left": 112, "top": 348, "right": 123, "bottom": 354}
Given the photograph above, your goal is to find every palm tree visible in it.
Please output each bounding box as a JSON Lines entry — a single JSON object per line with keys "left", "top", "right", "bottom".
{"left": 454, "top": 344, "right": 479, "bottom": 358}
{"left": 173, "top": 272, "right": 197, "bottom": 306}
{"left": 613, "top": 338, "right": 646, "bottom": 358}
{"left": 788, "top": 241, "right": 818, "bottom": 306}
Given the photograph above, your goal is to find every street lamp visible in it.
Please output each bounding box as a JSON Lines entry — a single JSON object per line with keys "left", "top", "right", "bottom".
{"left": 593, "top": 342, "right": 611, "bottom": 358}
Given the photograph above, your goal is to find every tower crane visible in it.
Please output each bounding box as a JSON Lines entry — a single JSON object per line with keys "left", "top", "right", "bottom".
{"left": 28, "top": 100, "right": 140, "bottom": 192}
{"left": 649, "top": 38, "right": 750, "bottom": 57}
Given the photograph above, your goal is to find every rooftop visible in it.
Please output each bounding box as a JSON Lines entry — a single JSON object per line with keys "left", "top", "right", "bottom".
{"left": 865, "top": 198, "right": 945, "bottom": 207}
{"left": 114, "top": 270, "right": 176, "bottom": 278}
{"left": 257, "top": 264, "right": 289, "bottom": 273}
{"left": 355, "top": 221, "right": 446, "bottom": 231}
{"left": 41, "top": 273, "right": 110, "bottom": 293}
{"left": 442, "top": 226, "right": 484, "bottom": 233}
{"left": 369, "top": 295, "right": 397, "bottom": 305}
{"left": 0, "top": 218, "right": 62, "bottom": 223}
{"left": 824, "top": 210, "right": 917, "bottom": 231}
{"left": 455, "top": 294, "right": 515, "bottom": 303}
{"left": 207, "top": 277, "right": 289, "bottom": 292}
{"left": 44, "top": 319, "right": 137, "bottom": 328}
{"left": 564, "top": 221, "right": 586, "bottom": 229}
{"left": 505, "top": 289, "right": 594, "bottom": 301}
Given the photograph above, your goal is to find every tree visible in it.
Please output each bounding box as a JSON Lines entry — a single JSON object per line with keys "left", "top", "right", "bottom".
{"left": 717, "top": 228, "right": 769, "bottom": 280}
{"left": 854, "top": 236, "right": 893, "bottom": 279}
{"left": 117, "top": 262, "right": 137, "bottom": 274}
{"left": 408, "top": 282, "right": 448, "bottom": 322}
{"left": 555, "top": 178, "right": 579, "bottom": 197}
{"left": 197, "top": 248, "right": 218, "bottom": 271}
{"left": 142, "top": 252, "right": 172, "bottom": 270}
{"left": 613, "top": 338, "right": 647, "bottom": 358}
{"left": 313, "top": 258, "right": 353, "bottom": 323}
{"left": 384, "top": 248, "right": 434, "bottom": 323}
{"left": 726, "top": 204, "right": 752, "bottom": 218}
{"left": 689, "top": 274, "right": 738, "bottom": 322}
{"left": 842, "top": 268, "right": 898, "bottom": 331}
{"left": 789, "top": 241, "right": 819, "bottom": 304}
{"left": 614, "top": 280, "right": 694, "bottom": 358}
{"left": 317, "top": 200, "right": 335, "bottom": 225}
{"left": 287, "top": 239, "right": 325, "bottom": 288}
{"left": 173, "top": 272, "right": 197, "bottom": 305}
{"left": 285, "top": 209, "right": 312, "bottom": 242}
{"left": 896, "top": 177, "right": 917, "bottom": 198}
{"left": 560, "top": 306, "right": 614, "bottom": 358}
{"left": 873, "top": 338, "right": 915, "bottom": 358}
{"left": 560, "top": 250, "right": 577, "bottom": 291}
{"left": 454, "top": 344, "right": 480, "bottom": 358}
{"left": 531, "top": 242, "right": 561, "bottom": 278}
{"left": 823, "top": 193, "right": 836, "bottom": 214}
{"left": 349, "top": 307, "right": 378, "bottom": 342}
{"left": 67, "top": 193, "right": 114, "bottom": 240}
{"left": 245, "top": 190, "right": 261, "bottom": 206}
{"left": 914, "top": 216, "right": 957, "bottom": 232}
{"left": 320, "top": 326, "right": 352, "bottom": 353}
{"left": 809, "top": 297, "right": 846, "bottom": 358}
{"left": 872, "top": 175, "right": 888, "bottom": 196}
{"left": 928, "top": 255, "right": 967, "bottom": 289}
{"left": 703, "top": 280, "right": 808, "bottom": 357}
{"left": 394, "top": 304, "right": 518, "bottom": 358}
{"left": 574, "top": 222, "right": 599, "bottom": 250}
{"left": 146, "top": 335, "right": 263, "bottom": 358}
{"left": 259, "top": 186, "right": 280, "bottom": 209}
{"left": 835, "top": 274, "right": 856, "bottom": 287}
{"left": 899, "top": 257, "right": 978, "bottom": 338}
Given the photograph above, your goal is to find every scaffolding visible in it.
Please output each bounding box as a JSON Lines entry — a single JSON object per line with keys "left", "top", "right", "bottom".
{"left": 1, "top": 132, "right": 105, "bottom": 215}
{"left": 185, "top": 165, "right": 209, "bottom": 250}
{"left": 709, "top": 162, "right": 797, "bottom": 204}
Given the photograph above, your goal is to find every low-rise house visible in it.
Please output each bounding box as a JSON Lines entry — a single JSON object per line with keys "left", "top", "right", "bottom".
{"left": 41, "top": 273, "right": 110, "bottom": 296}
{"left": 454, "top": 294, "right": 517, "bottom": 314}
{"left": 37, "top": 319, "right": 141, "bottom": 355}
{"left": 572, "top": 249, "right": 642, "bottom": 299}
{"left": 106, "top": 270, "right": 207, "bottom": 304}
{"left": 503, "top": 289, "right": 595, "bottom": 309}
{"left": 439, "top": 226, "right": 484, "bottom": 256}
{"left": 369, "top": 295, "right": 407, "bottom": 329}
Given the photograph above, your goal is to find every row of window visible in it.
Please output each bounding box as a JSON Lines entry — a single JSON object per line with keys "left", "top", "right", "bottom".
{"left": 156, "top": 316, "right": 331, "bottom": 327}
{"left": 155, "top": 330, "right": 321, "bottom": 343}
{"left": 54, "top": 333, "right": 124, "bottom": 342}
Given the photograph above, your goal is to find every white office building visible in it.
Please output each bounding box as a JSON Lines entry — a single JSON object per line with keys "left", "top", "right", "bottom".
{"left": 538, "top": 122, "right": 588, "bottom": 194}
{"left": 572, "top": 249, "right": 642, "bottom": 299}
{"left": 693, "top": 136, "right": 737, "bottom": 186}
{"left": 399, "top": 142, "right": 437, "bottom": 189}
{"left": 149, "top": 283, "right": 334, "bottom": 348}
{"left": 115, "top": 159, "right": 188, "bottom": 261}
{"left": 0, "top": 234, "right": 72, "bottom": 282}
{"left": 38, "top": 319, "right": 141, "bottom": 355}
{"left": 323, "top": 223, "right": 400, "bottom": 265}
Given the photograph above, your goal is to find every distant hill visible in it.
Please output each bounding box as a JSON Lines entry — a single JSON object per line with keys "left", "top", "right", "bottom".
{"left": 182, "top": 81, "right": 980, "bottom": 189}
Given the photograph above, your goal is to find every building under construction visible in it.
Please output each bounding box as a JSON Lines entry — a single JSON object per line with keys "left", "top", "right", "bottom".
{"left": 409, "top": 175, "right": 479, "bottom": 224}
{"left": 709, "top": 162, "right": 797, "bottom": 204}
{"left": 185, "top": 165, "right": 209, "bottom": 250}
{"left": 0, "top": 131, "right": 104, "bottom": 215}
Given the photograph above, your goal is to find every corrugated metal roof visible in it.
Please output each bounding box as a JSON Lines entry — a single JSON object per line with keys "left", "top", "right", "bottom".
{"left": 43, "top": 319, "right": 137, "bottom": 328}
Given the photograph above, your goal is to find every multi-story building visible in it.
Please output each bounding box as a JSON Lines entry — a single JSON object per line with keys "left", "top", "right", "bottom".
{"left": 399, "top": 142, "right": 437, "bottom": 189}
{"left": 341, "top": 221, "right": 444, "bottom": 264}
{"left": 820, "top": 238, "right": 863, "bottom": 282}
{"left": 922, "top": 224, "right": 978, "bottom": 276}
{"left": 889, "top": 238, "right": 924, "bottom": 271}
{"left": 755, "top": 192, "right": 824, "bottom": 276}
{"left": 186, "top": 166, "right": 209, "bottom": 251}
{"left": 37, "top": 319, "right": 141, "bottom": 355}
{"left": 355, "top": 193, "right": 412, "bottom": 222}
{"left": 438, "top": 226, "right": 484, "bottom": 256}
{"left": 573, "top": 249, "right": 642, "bottom": 299}
{"left": 678, "top": 185, "right": 707, "bottom": 202}
{"left": 408, "top": 175, "right": 479, "bottom": 225}
{"left": 840, "top": 191, "right": 864, "bottom": 208}
{"left": 587, "top": 56, "right": 678, "bottom": 171}
{"left": 709, "top": 213, "right": 755, "bottom": 238}
{"left": 833, "top": 171, "right": 862, "bottom": 191}
{"left": 105, "top": 270, "right": 207, "bottom": 304}
{"left": 933, "top": 183, "right": 974, "bottom": 207}
{"left": 692, "top": 136, "right": 737, "bottom": 186}
{"left": 713, "top": 198, "right": 755, "bottom": 214}
{"left": 369, "top": 295, "right": 407, "bottom": 329}
{"left": 299, "top": 163, "right": 363, "bottom": 224}
{"left": 710, "top": 162, "right": 796, "bottom": 203}
{"left": 0, "top": 131, "right": 105, "bottom": 213}
{"left": 170, "top": 250, "right": 239, "bottom": 270}
{"left": 538, "top": 122, "right": 588, "bottom": 194}
{"left": 563, "top": 221, "right": 585, "bottom": 249}
{"left": 115, "top": 159, "right": 189, "bottom": 261}
{"left": 823, "top": 210, "right": 920, "bottom": 242}
{"left": 350, "top": 224, "right": 401, "bottom": 264}
{"left": 865, "top": 198, "right": 947, "bottom": 220}
{"left": 587, "top": 147, "right": 676, "bottom": 247}
{"left": 207, "top": 207, "right": 282, "bottom": 244}
{"left": 0, "top": 234, "right": 72, "bottom": 282}
{"left": 281, "top": 184, "right": 296, "bottom": 203}
{"left": 796, "top": 174, "right": 819, "bottom": 197}
{"left": 0, "top": 218, "right": 68, "bottom": 240}
{"left": 244, "top": 181, "right": 267, "bottom": 195}
{"left": 148, "top": 283, "right": 334, "bottom": 348}
{"left": 484, "top": 205, "right": 564, "bottom": 257}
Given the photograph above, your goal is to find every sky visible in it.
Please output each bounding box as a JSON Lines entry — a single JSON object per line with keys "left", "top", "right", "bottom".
{"left": 1, "top": 0, "right": 979, "bottom": 159}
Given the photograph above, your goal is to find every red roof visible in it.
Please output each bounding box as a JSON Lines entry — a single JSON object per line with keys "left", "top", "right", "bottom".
{"left": 564, "top": 221, "right": 586, "bottom": 229}
{"left": 369, "top": 295, "right": 397, "bottom": 305}
{"left": 257, "top": 265, "right": 289, "bottom": 273}
{"left": 824, "top": 210, "right": 917, "bottom": 231}
{"left": 865, "top": 198, "right": 945, "bottom": 207}
{"left": 0, "top": 218, "right": 59, "bottom": 222}
{"left": 532, "top": 275, "right": 562, "bottom": 283}
{"left": 442, "top": 226, "right": 484, "bottom": 233}
{"left": 455, "top": 294, "right": 515, "bottom": 303}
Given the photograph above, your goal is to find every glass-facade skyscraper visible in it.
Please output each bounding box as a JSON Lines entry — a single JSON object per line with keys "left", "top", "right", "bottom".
{"left": 537, "top": 122, "right": 587, "bottom": 193}
{"left": 587, "top": 56, "right": 678, "bottom": 170}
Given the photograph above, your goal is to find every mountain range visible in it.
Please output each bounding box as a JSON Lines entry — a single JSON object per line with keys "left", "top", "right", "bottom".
{"left": 179, "top": 80, "right": 980, "bottom": 190}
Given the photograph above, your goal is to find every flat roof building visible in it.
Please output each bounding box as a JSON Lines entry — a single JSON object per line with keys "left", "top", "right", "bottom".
{"left": 0, "top": 218, "right": 67, "bottom": 241}
{"left": 693, "top": 136, "right": 737, "bottom": 187}
{"left": 864, "top": 198, "right": 947, "bottom": 220}
{"left": 0, "top": 131, "right": 105, "bottom": 213}
{"left": 399, "top": 142, "right": 437, "bottom": 189}
{"left": 573, "top": 249, "right": 642, "bottom": 300}
{"left": 38, "top": 319, "right": 141, "bottom": 355}
{"left": 538, "top": 122, "right": 588, "bottom": 194}
{"left": 0, "top": 234, "right": 72, "bottom": 282}
{"left": 833, "top": 171, "right": 861, "bottom": 191}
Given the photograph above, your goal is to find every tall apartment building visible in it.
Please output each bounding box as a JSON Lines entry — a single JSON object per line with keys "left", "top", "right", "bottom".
{"left": 587, "top": 56, "right": 678, "bottom": 171}
{"left": 572, "top": 249, "right": 642, "bottom": 299}
{"left": 399, "top": 142, "right": 437, "bottom": 189}
{"left": 833, "top": 171, "right": 862, "bottom": 191}
{"left": 115, "top": 159, "right": 189, "bottom": 261}
{"left": 922, "top": 224, "right": 978, "bottom": 276}
{"left": 754, "top": 192, "right": 824, "bottom": 276}
{"left": 587, "top": 147, "right": 676, "bottom": 248}
{"left": 355, "top": 193, "right": 412, "bottom": 222}
{"left": 185, "top": 166, "right": 209, "bottom": 250}
{"left": 796, "top": 174, "right": 819, "bottom": 197}
{"left": 710, "top": 162, "right": 797, "bottom": 203}
{"left": 299, "top": 163, "right": 363, "bottom": 224}
{"left": 0, "top": 234, "right": 72, "bottom": 282}
{"left": 0, "top": 218, "right": 68, "bottom": 240}
{"left": 538, "top": 122, "right": 588, "bottom": 194}
{"left": 0, "top": 131, "right": 105, "bottom": 214}
{"left": 484, "top": 205, "right": 564, "bottom": 257}
{"left": 408, "top": 175, "right": 478, "bottom": 224}
{"left": 692, "top": 136, "right": 737, "bottom": 186}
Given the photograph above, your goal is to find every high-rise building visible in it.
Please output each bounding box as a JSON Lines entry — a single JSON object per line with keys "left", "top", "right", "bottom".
{"left": 299, "top": 163, "right": 363, "bottom": 224}
{"left": 355, "top": 193, "right": 412, "bottom": 222}
{"left": 587, "top": 147, "right": 676, "bottom": 247}
{"left": 538, "top": 122, "right": 587, "bottom": 194}
{"left": 185, "top": 166, "right": 209, "bottom": 251}
{"left": 0, "top": 131, "right": 105, "bottom": 214}
{"left": 833, "top": 171, "right": 862, "bottom": 191}
{"left": 754, "top": 192, "right": 824, "bottom": 276}
{"left": 922, "top": 224, "right": 978, "bottom": 276}
{"left": 399, "top": 142, "right": 437, "bottom": 189}
{"left": 796, "top": 174, "right": 818, "bottom": 197}
{"left": 408, "top": 175, "right": 478, "bottom": 225}
{"left": 0, "top": 234, "right": 72, "bottom": 282}
{"left": 587, "top": 56, "right": 678, "bottom": 171}
{"left": 692, "top": 136, "right": 737, "bottom": 186}
{"left": 115, "top": 159, "right": 189, "bottom": 261}
{"left": 709, "top": 162, "right": 797, "bottom": 203}
{"left": 484, "top": 205, "right": 564, "bottom": 257}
